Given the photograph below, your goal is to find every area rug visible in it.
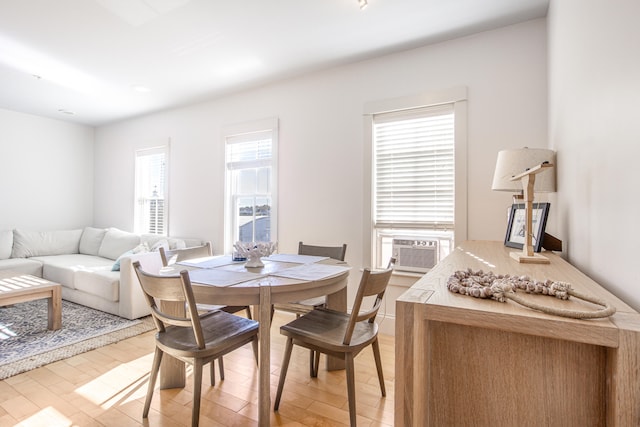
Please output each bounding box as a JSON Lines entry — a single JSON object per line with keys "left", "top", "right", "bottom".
{"left": 0, "top": 299, "right": 154, "bottom": 379}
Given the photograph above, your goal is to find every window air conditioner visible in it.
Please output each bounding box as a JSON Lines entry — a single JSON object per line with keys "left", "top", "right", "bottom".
{"left": 392, "top": 238, "right": 438, "bottom": 273}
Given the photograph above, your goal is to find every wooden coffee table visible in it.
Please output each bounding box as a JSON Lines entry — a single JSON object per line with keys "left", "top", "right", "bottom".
{"left": 0, "top": 271, "right": 62, "bottom": 330}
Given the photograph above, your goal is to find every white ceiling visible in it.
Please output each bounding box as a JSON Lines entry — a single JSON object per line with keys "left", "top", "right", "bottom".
{"left": 0, "top": 0, "right": 548, "bottom": 127}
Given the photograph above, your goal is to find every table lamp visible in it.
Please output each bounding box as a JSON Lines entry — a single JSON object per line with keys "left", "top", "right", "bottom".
{"left": 492, "top": 147, "right": 556, "bottom": 264}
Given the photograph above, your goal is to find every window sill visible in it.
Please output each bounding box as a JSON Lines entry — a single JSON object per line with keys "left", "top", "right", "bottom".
{"left": 390, "top": 270, "right": 423, "bottom": 287}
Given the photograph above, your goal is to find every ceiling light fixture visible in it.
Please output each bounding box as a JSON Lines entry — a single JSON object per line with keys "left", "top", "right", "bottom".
{"left": 358, "top": 0, "right": 368, "bottom": 10}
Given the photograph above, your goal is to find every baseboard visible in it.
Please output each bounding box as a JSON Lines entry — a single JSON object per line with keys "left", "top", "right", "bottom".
{"left": 376, "top": 312, "right": 396, "bottom": 336}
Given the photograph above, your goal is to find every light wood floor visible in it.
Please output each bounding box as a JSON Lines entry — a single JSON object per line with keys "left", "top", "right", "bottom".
{"left": 0, "top": 311, "right": 395, "bottom": 426}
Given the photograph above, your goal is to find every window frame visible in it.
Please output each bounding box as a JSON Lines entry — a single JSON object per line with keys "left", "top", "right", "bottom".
{"left": 363, "top": 87, "right": 468, "bottom": 270}
{"left": 134, "top": 144, "right": 170, "bottom": 236}
{"left": 223, "top": 118, "right": 279, "bottom": 254}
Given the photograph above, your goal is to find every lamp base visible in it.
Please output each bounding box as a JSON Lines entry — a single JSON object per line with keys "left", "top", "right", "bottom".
{"left": 510, "top": 251, "right": 551, "bottom": 264}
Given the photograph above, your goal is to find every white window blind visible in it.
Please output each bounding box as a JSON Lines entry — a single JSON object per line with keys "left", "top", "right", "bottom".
{"left": 226, "top": 130, "right": 273, "bottom": 169}
{"left": 373, "top": 104, "right": 454, "bottom": 230}
{"left": 134, "top": 146, "right": 168, "bottom": 235}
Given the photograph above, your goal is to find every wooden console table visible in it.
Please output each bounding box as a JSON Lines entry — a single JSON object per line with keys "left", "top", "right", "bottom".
{"left": 395, "top": 240, "right": 640, "bottom": 426}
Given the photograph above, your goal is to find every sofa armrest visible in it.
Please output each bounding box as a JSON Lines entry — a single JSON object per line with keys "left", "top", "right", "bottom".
{"left": 117, "top": 251, "right": 163, "bottom": 319}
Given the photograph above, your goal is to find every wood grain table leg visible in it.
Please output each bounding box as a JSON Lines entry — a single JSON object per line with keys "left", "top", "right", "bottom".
{"left": 159, "top": 300, "right": 186, "bottom": 389}
{"left": 325, "top": 277, "right": 347, "bottom": 371}
{"left": 607, "top": 313, "right": 640, "bottom": 425}
{"left": 258, "top": 283, "right": 272, "bottom": 426}
{"left": 48, "top": 285, "right": 62, "bottom": 330}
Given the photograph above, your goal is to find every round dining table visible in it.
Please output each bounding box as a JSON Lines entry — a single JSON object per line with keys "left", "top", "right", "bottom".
{"left": 159, "top": 256, "right": 350, "bottom": 426}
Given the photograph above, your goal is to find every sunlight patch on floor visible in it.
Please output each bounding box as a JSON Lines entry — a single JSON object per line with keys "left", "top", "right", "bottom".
{"left": 16, "top": 406, "right": 72, "bottom": 427}
{"left": 74, "top": 355, "right": 150, "bottom": 408}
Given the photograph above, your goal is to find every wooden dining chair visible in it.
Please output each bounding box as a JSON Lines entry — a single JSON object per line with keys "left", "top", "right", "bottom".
{"left": 274, "top": 258, "right": 395, "bottom": 426}
{"left": 133, "top": 261, "right": 259, "bottom": 427}
{"left": 160, "top": 242, "right": 253, "bottom": 319}
{"left": 159, "top": 241, "right": 212, "bottom": 266}
{"left": 159, "top": 242, "right": 257, "bottom": 381}
{"left": 272, "top": 241, "right": 347, "bottom": 375}
{"left": 273, "top": 241, "right": 347, "bottom": 316}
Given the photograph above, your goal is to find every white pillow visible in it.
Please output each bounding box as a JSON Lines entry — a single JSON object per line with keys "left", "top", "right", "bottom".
{"left": 0, "top": 230, "right": 13, "bottom": 260}
{"left": 168, "top": 238, "right": 187, "bottom": 249}
{"left": 150, "top": 239, "right": 169, "bottom": 252}
{"left": 98, "top": 228, "right": 141, "bottom": 260}
{"left": 79, "top": 227, "right": 107, "bottom": 256}
{"left": 112, "top": 242, "right": 149, "bottom": 271}
{"left": 11, "top": 229, "right": 82, "bottom": 258}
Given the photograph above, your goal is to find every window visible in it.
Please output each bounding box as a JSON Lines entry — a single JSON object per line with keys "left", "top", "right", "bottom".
{"left": 364, "top": 87, "right": 467, "bottom": 271}
{"left": 224, "top": 119, "right": 278, "bottom": 253}
{"left": 134, "top": 145, "right": 168, "bottom": 235}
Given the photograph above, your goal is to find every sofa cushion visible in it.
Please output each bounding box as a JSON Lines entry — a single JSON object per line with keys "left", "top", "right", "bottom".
{"left": 79, "top": 227, "right": 107, "bottom": 256}
{"left": 0, "top": 258, "right": 43, "bottom": 276}
{"left": 74, "top": 269, "right": 120, "bottom": 302}
{"left": 0, "top": 230, "right": 12, "bottom": 260}
{"left": 30, "top": 254, "right": 109, "bottom": 289}
{"left": 11, "top": 229, "right": 82, "bottom": 258}
{"left": 98, "top": 228, "right": 140, "bottom": 261}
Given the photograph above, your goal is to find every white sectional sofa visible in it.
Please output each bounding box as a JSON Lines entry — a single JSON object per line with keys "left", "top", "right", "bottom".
{"left": 0, "top": 227, "right": 202, "bottom": 319}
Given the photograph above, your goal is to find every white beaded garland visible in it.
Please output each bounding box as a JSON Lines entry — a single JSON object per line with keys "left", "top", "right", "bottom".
{"left": 447, "top": 268, "right": 571, "bottom": 303}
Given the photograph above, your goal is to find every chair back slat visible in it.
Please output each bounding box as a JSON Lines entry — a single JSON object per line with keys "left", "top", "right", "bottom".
{"left": 133, "top": 261, "right": 207, "bottom": 349}
{"left": 298, "top": 241, "right": 347, "bottom": 261}
{"left": 342, "top": 259, "right": 395, "bottom": 345}
{"left": 160, "top": 242, "right": 212, "bottom": 266}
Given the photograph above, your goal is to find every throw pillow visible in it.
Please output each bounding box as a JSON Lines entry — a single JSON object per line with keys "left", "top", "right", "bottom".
{"left": 150, "top": 239, "right": 169, "bottom": 252}
{"left": 79, "top": 227, "right": 107, "bottom": 256}
{"left": 11, "top": 229, "right": 83, "bottom": 258}
{"left": 0, "top": 230, "right": 12, "bottom": 260}
{"left": 112, "top": 242, "right": 149, "bottom": 271}
{"left": 168, "top": 238, "right": 187, "bottom": 249}
{"left": 98, "top": 228, "right": 140, "bottom": 260}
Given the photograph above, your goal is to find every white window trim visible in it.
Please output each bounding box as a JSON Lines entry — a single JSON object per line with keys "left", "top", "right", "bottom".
{"left": 362, "top": 86, "right": 468, "bottom": 268}
{"left": 222, "top": 117, "right": 279, "bottom": 254}
{"left": 134, "top": 142, "right": 170, "bottom": 236}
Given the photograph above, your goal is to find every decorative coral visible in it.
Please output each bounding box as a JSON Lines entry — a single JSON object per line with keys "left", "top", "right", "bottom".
{"left": 233, "top": 241, "right": 277, "bottom": 268}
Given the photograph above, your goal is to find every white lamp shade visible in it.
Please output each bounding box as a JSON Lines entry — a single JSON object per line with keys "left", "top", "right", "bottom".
{"left": 491, "top": 147, "right": 556, "bottom": 192}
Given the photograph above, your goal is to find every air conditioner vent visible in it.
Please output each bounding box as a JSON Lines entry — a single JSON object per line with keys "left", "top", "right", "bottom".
{"left": 392, "top": 238, "right": 438, "bottom": 273}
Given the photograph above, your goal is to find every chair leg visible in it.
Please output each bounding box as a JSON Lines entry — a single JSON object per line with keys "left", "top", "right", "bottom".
{"left": 245, "top": 306, "right": 253, "bottom": 319}
{"left": 210, "top": 357, "right": 223, "bottom": 386}
{"left": 313, "top": 350, "right": 320, "bottom": 377}
{"left": 309, "top": 350, "right": 316, "bottom": 377}
{"left": 209, "top": 359, "right": 216, "bottom": 386}
{"left": 345, "top": 353, "right": 357, "bottom": 427}
{"left": 309, "top": 350, "right": 320, "bottom": 377}
{"left": 143, "top": 347, "right": 163, "bottom": 418}
{"left": 371, "top": 338, "right": 386, "bottom": 396}
{"left": 274, "top": 337, "right": 294, "bottom": 411}
{"left": 251, "top": 336, "right": 259, "bottom": 366}
{"left": 192, "top": 359, "right": 204, "bottom": 427}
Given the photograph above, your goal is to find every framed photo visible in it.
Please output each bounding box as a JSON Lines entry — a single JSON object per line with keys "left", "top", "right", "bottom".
{"left": 504, "top": 202, "right": 550, "bottom": 252}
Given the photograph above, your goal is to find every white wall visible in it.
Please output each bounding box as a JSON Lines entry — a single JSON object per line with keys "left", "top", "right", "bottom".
{"left": 0, "top": 109, "right": 94, "bottom": 230}
{"left": 548, "top": 0, "right": 640, "bottom": 310}
{"left": 95, "top": 19, "right": 547, "bottom": 325}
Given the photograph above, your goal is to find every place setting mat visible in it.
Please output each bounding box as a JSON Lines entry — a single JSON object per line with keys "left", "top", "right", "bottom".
{"left": 263, "top": 253, "right": 329, "bottom": 264}
{"left": 188, "top": 269, "right": 266, "bottom": 287}
{"left": 270, "top": 263, "right": 351, "bottom": 281}
{"left": 177, "top": 255, "right": 242, "bottom": 269}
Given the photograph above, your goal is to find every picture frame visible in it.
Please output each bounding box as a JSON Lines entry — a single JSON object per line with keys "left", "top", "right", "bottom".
{"left": 504, "top": 202, "right": 550, "bottom": 252}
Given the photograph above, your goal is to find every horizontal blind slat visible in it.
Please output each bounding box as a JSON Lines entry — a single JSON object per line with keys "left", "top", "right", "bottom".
{"left": 373, "top": 104, "right": 454, "bottom": 229}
